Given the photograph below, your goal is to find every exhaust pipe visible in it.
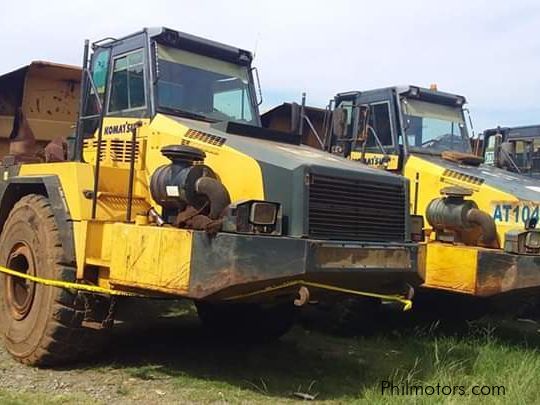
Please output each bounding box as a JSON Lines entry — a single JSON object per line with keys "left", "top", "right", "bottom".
{"left": 466, "top": 208, "right": 499, "bottom": 248}
{"left": 195, "top": 177, "right": 231, "bottom": 219}
{"left": 426, "top": 187, "right": 499, "bottom": 248}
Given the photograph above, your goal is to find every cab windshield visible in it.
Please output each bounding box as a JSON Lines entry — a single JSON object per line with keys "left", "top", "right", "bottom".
{"left": 155, "top": 45, "right": 257, "bottom": 125}
{"left": 402, "top": 98, "right": 471, "bottom": 154}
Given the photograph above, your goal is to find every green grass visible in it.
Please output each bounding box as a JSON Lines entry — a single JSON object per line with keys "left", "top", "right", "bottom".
{"left": 88, "top": 309, "right": 540, "bottom": 403}
{"left": 3, "top": 302, "right": 540, "bottom": 403}
{"left": 0, "top": 390, "right": 97, "bottom": 405}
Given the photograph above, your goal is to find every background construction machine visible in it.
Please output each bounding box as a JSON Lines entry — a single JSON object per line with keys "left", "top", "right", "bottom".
{"left": 263, "top": 85, "right": 540, "bottom": 314}
{"left": 482, "top": 124, "right": 540, "bottom": 177}
{"left": 0, "top": 28, "right": 422, "bottom": 366}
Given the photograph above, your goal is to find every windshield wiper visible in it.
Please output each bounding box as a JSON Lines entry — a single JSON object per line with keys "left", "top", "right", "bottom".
{"left": 157, "top": 106, "right": 218, "bottom": 123}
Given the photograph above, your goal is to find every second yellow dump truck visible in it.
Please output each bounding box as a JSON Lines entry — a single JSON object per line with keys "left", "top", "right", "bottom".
{"left": 0, "top": 28, "right": 422, "bottom": 366}
{"left": 263, "top": 86, "right": 540, "bottom": 315}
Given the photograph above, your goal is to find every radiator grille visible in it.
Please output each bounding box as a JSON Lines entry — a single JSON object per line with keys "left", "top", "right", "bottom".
{"left": 308, "top": 174, "right": 407, "bottom": 242}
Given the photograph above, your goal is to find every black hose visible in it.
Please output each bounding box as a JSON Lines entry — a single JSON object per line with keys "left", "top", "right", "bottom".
{"left": 466, "top": 208, "right": 500, "bottom": 248}
{"left": 195, "top": 177, "right": 231, "bottom": 219}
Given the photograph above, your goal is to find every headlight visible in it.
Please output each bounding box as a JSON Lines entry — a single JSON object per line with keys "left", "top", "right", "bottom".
{"left": 525, "top": 231, "right": 540, "bottom": 249}
{"left": 222, "top": 200, "right": 282, "bottom": 235}
{"left": 250, "top": 202, "right": 278, "bottom": 225}
{"left": 504, "top": 229, "right": 540, "bottom": 254}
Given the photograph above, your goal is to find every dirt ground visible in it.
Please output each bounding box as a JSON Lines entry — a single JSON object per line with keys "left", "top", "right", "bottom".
{"left": 0, "top": 318, "right": 211, "bottom": 404}
{"left": 0, "top": 301, "right": 334, "bottom": 404}
{"left": 1, "top": 300, "right": 540, "bottom": 404}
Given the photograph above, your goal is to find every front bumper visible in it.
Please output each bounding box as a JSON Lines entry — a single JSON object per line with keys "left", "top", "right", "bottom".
{"left": 477, "top": 249, "right": 540, "bottom": 297}
{"left": 422, "top": 242, "right": 540, "bottom": 297}
{"left": 188, "top": 231, "right": 422, "bottom": 301}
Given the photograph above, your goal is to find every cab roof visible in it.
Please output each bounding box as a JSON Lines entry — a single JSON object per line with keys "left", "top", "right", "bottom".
{"left": 337, "top": 85, "right": 466, "bottom": 107}
{"left": 93, "top": 27, "right": 253, "bottom": 66}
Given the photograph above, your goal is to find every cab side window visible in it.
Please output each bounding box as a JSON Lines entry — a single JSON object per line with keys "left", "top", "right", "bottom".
{"left": 366, "top": 103, "right": 393, "bottom": 147}
{"left": 81, "top": 48, "right": 111, "bottom": 137}
{"left": 108, "top": 50, "right": 146, "bottom": 113}
{"left": 92, "top": 49, "right": 110, "bottom": 103}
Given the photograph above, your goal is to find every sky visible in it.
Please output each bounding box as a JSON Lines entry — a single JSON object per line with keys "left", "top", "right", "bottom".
{"left": 1, "top": 0, "right": 539, "bottom": 132}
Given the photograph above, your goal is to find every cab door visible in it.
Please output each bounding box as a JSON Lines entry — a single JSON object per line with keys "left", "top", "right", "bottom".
{"left": 343, "top": 91, "right": 403, "bottom": 172}
{"left": 354, "top": 100, "right": 401, "bottom": 171}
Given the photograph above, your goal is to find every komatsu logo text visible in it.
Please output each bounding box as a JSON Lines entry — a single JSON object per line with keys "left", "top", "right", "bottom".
{"left": 104, "top": 122, "right": 140, "bottom": 135}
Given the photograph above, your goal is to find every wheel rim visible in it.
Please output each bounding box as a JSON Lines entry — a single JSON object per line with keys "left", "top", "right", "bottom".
{"left": 5, "top": 242, "right": 36, "bottom": 321}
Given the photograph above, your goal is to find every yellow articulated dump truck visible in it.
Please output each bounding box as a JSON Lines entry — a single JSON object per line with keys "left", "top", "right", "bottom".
{"left": 0, "top": 28, "right": 422, "bottom": 366}
{"left": 263, "top": 86, "right": 540, "bottom": 313}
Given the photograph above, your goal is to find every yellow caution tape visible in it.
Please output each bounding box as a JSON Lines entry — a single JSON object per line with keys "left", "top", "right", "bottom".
{"left": 224, "top": 280, "right": 413, "bottom": 311}
{"left": 0, "top": 265, "right": 413, "bottom": 310}
{"left": 0, "top": 265, "right": 138, "bottom": 297}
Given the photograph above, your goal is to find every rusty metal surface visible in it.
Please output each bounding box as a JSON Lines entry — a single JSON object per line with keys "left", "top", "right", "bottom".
{"left": 261, "top": 103, "right": 328, "bottom": 149}
{"left": 188, "top": 231, "right": 421, "bottom": 301}
{"left": 314, "top": 244, "right": 411, "bottom": 270}
{"left": 476, "top": 250, "right": 540, "bottom": 296}
{"left": 174, "top": 205, "right": 223, "bottom": 233}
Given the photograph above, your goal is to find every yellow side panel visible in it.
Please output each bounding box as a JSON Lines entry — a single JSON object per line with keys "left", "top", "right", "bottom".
{"left": 18, "top": 162, "right": 148, "bottom": 222}
{"left": 423, "top": 243, "right": 478, "bottom": 294}
{"left": 148, "top": 114, "right": 265, "bottom": 203}
{"left": 18, "top": 162, "right": 93, "bottom": 220}
{"left": 109, "top": 223, "right": 192, "bottom": 294}
{"left": 85, "top": 221, "right": 114, "bottom": 265}
{"left": 83, "top": 115, "right": 265, "bottom": 208}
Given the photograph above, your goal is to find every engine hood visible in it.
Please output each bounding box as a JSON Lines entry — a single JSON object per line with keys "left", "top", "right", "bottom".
{"left": 168, "top": 116, "right": 405, "bottom": 186}
{"left": 161, "top": 115, "right": 410, "bottom": 240}
{"left": 419, "top": 154, "right": 540, "bottom": 202}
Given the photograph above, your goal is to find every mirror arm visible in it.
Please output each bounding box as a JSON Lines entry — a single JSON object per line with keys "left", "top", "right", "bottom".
{"left": 464, "top": 108, "right": 479, "bottom": 154}
{"left": 74, "top": 39, "right": 91, "bottom": 162}
{"left": 322, "top": 101, "right": 333, "bottom": 151}
{"left": 86, "top": 73, "right": 103, "bottom": 113}
{"left": 368, "top": 126, "right": 389, "bottom": 159}
{"left": 304, "top": 115, "right": 325, "bottom": 149}
{"left": 299, "top": 92, "right": 306, "bottom": 136}
{"left": 501, "top": 148, "right": 522, "bottom": 174}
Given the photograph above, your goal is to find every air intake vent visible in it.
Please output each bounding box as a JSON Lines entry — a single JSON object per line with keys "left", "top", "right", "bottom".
{"left": 109, "top": 139, "right": 139, "bottom": 163}
{"left": 83, "top": 139, "right": 141, "bottom": 165}
{"left": 442, "top": 169, "right": 484, "bottom": 186}
{"left": 185, "top": 129, "right": 226, "bottom": 147}
{"left": 308, "top": 174, "right": 407, "bottom": 242}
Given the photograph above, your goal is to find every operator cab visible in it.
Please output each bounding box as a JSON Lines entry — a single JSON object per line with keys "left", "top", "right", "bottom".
{"left": 76, "top": 27, "right": 306, "bottom": 162}
{"left": 333, "top": 86, "right": 472, "bottom": 169}
{"left": 482, "top": 125, "right": 540, "bottom": 177}
{"left": 79, "top": 27, "right": 262, "bottom": 140}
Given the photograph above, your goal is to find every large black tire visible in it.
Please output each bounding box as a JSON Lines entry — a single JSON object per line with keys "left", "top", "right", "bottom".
{"left": 0, "top": 194, "right": 106, "bottom": 366}
{"left": 196, "top": 301, "right": 296, "bottom": 342}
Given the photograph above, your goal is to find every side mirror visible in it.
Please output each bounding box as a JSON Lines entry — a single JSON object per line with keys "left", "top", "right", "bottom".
{"left": 332, "top": 107, "right": 348, "bottom": 139}
{"left": 251, "top": 67, "right": 263, "bottom": 106}
{"left": 356, "top": 105, "right": 369, "bottom": 143}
